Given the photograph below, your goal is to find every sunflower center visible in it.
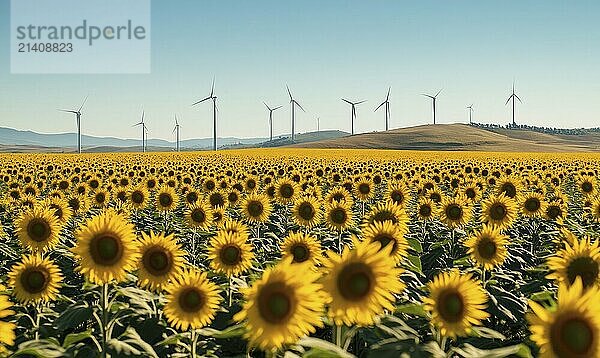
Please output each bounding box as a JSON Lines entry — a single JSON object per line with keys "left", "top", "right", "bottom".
{"left": 371, "top": 211, "right": 396, "bottom": 224}
{"left": 332, "top": 193, "right": 345, "bottom": 202}
{"left": 178, "top": 288, "right": 205, "bottom": 313}
{"left": 298, "top": 202, "right": 315, "bottom": 221}
{"left": 373, "top": 233, "right": 396, "bottom": 253}
{"left": 27, "top": 219, "right": 51, "bottom": 242}
{"left": 191, "top": 208, "right": 206, "bottom": 223}
{"left": 477, "top": 237, "right": 497, "bottom": 260}
{"left": 291, "top": 244, "right": 309, "bottom": 263}
{"left": 430, "top": 193, "right": 441, "bottom": 203}
{"left": 567, "top": 257, "right": 599, "bottom": 288}
{"left": 131, "top": 191, "right": 144, "bottom": 204}
{"left": 258, "top": 282, "right": 294, "bottom": 324}
{"left": 551, "top": 316, "right": 594, "bottom": 357}
{"left": 419, "top": 205, "right": 432, "bottom": 217}
{"left": 90, "top": 234, "right": 124, "bottom": 266}
{"left": 490, "top": 203, "right": 507, "bottom": 221}
{"left": 50, "top": 204, "right": 63, "bottom": 219}
{"left": 465, "top": 188, "right": 476, "bottom": 199}
{"left": 186, "top": 192, "right": 198, "bottom": 203}
{"left": 159, "top": 193, "right": 173, "bottom": 207}
{"left": 210, "top": 193, "right": 225, "bottom": 207}
{"left": 280, "top": 184, "right": 294, "bottom": 199}
{"left": 501, "top": 183, "right": 517, "bottom": 198}
{"left": 331, "top": 208, "right": 347, "bottom": 225}
{"left": 220, "top": 245, "right": 242, "bottom": 266}
{"left": 546, "top": 206, "right": 561, "bottom": 220}
{"left": 437, "top": 290, "right": 464, "bottom": 323}
{"left": 247, "top": 201, "right": 264, "bottom": 217}
{"left": 96, "top": 193, "right": 106, "bottom": 203}
{"left": 228, "top": 192, "right": 238, "bottom": 203}
{"left": 525, "top": 198, "right": 540, "bottom": 212}
{"left": 20, "top": 268, "right": 49, "bottom": 294}
{"left": 358, "top": 183, "right": 370, "bottom": 195}
{"left": 142, "top": 246, "right": 172, "bottom": 276}
{"left": 446, "top": 204, "right": 462, "bottom": 220}
{"left": 391, "top": 191, "right": 403, "bottom": 204}
{"left": 582, "top": 182, "right": 593, "bottom": 193}
{"left": 337, "top": 263, "right": 374, "bottom": 301}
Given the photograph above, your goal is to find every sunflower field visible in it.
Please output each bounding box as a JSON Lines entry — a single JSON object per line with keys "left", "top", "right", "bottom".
{"left": 0, "top": 149, "right": 599, "bottom": 357}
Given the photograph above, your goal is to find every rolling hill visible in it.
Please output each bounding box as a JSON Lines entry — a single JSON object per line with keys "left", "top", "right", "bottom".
{"left": 288, "top": 124, "right": 600, "bottom": 152}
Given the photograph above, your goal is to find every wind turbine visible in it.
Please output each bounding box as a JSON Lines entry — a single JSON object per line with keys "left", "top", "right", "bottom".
{"left": 263, "top": 102, "right": 282, "bottom": 142}
{"left": 192, "top": 78, "right": 218, "bottom": 151}
{"left": 466, "top": 105, "right": 474, "bottom": 124}
{"left": 375, "top": 87, "right": 391, "bottom": 131}
{"left": 342, "top": 98, "right": 366, "bottom": 135}
{"left": 505, "top": 83, "right": 522, "bottom": 127}
{"left": 422, "top": 89, "right": 442, "bottom": 125}
{"left": 286, "top": 85, "right": 305, "bottom": 142}
{"left": 173, "top": 114, "right": 181, "bottom": 152}
{"left": 58, "top": 96, "right": 87, "bottom": 153}
{"left": 133, "top": 110, "right": 147, "bottom": 153}
{"left": 316, "top": 117, "right": 320, "bottom": 132}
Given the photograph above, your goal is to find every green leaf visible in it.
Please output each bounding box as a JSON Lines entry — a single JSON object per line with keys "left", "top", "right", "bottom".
{"left": 108, "top": 327, "right": 159, "bottom": 358}
{"left": 63, "top": 330, "right": 93, "bottom": 348}
{"left": 407, "top": 238, "right": 423, "bottom": 253}
{"left": 297, "top": 337, "right": 355, "bottom": 358}
{"left": 394, "top": 303, "right": 428, "bottom": 318}
{"left": 197, "top": 323, "right": 246, "bottom": 339}
{"left": 406, "top": 254, "right": 422, "bottom": 274}
{"left": 529, "top": 291, "right": 553, "bottom": 302}
{"left": 55, "top": 303, "right": 93, "bottom": 331}
{"left": 12, "top": 339, "right": 66, "bottom": 358}
{"left": 470, "top": 326, "right": 506, "bottom": 340}
{"left": 451, "top": 343, "right": 532, "bottom": 358}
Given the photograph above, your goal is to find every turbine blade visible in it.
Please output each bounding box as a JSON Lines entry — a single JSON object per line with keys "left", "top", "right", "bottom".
{"left": 210, "top": 77, "right": 215, "bottom": 97}
{"left": 341, "top": 98, "right": 352, "bottom": 105}
{"left": 273, "top": 106, "right": 283, "bottom": 111}
{"left": 295, "top": 101, "right": 306, "bottom": 112}
{"left": 386, "top": 87, "right": 391, "bottom": 101}
{"left": 286, "top": 85, "right": 293, "bottom": 100}
{"left": 78, "top": 95, "right": 88, "bottom": 112}
{"left": 422, "top": 94, "right": 434, "bottom": 99}
{"left": 374, "top": 101, "right": 385, "bottom": 112}
{"left": 505, "top": 95, "right": 512, "bottom": 105}
{"left": 58, "top": 109, "right": 78, "bottom": 114}
{"left": 515, "top": 94, "right": 522, "bottom": 103}
{"left": 263, "top": 101, "right": 271, "bottom": 111}
{"left": 355, "top": 100, "right": 367, "bottom": 105}
{"left": 435, "top": 89, "right": 442, "bottom": 97}
{"left": 192, "top": 97, "right": 212, "bottom": 106}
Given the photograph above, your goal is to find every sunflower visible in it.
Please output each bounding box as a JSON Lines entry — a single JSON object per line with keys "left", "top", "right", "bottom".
{"left": 325, "top": 201, "right": 354, "bottom": 232}
{"left": 226, "top": 189, "right": 242, "bottom": 207}
{"left": 137, "top": 231, "right": 186, "bottom": 291}
{"left": 464, "top": 225, "right": 509, "bottom": 270}
{"left": 234, "top": 260, "right": 325, "bottom": 350}
{"left": 183, "top": 189, "right": 201, "bottom": 207}
{"left": 481, "top": 193, "right": 518, "bottom": 230}
{"left": 578, "top": 175, "right": 597, "bottom": 197}
{"left": 0, "top": 290, "right": 15, "bottom": 354}
{"left": 321, "top": 240, "right": 404, "bottom": 326}
{"left": 241, "top": 193, "right": 272, "bottom": 223}
{"left": 208, "top": 190, "right": 228, "bottom": 209}
{"left": 291, "top": 196, "right": 322, "bottom": 229}
{"left": 460, "top": 182, "right": 482, "bottom": 203}
{"left": 43, "top": 197, "right": 73, "bottom": 224}
{"left": 156, "top": 185, "right": 179, "bottom": 212}
{"left": 423, "top": 269, "right": 490, "bottom": 338}
{"left": 92, "top": 188, "right": 111, "bottom": 208}
{"left": 364, "top": 201, "right": 409, "bottom": 227}
{"left": 496, "top": 176, "right": 522, "bottom": 199}
{"left": 72, "top": 210, "right": 140, "bottom": 284}
{"left": 163, "top": 270, "right": 221, "bottom": 331}
{"left": 590, "top": 197, "right": 600, "bottom": 223}
{"left": 185, "top": 201, "right": 213, "bottom": 230}
{"left": 416, "top": 198, "right": 437, "bottom": 221}
{"left": 221, "top": 220, "right": 250, "bottom": 240}
{"left": 354, "top": 178, "right": 374, "bottom": 202}
{"left": 211, "top": 207, "right": 226, "bottom": 228}
{"left": 128, "top": 185, "right": 149, "bottom": 210}
{"left": 439, "top": 195, "right": 472, "bottom": 228}
{"left": 8, "top": 254, "right": 63, "bottom": 303}
{"left": 520, "top": 192, "right": 547, "bottom": 218}
{"left": 325, "top": 187, "right": 354, "bottom": 207}
{"left": 545, "top": 200, "right": 567, "bottom": 222}
{"left": 528, "top": 278, "right": 600, "bottom": 358}
{"left": 280, "top": 232, "right": 323, "bottom": 267}
{"left": 361, "top": 221, "right": 409, "bottom": 262}
{"left": 16, "top": 206, "right": 62, "bottom": 253}
{"left": 67, "top": 194, "right": 88, "bottom": 214}
{"left": 385, "top": 182, "right": 410, "bottom": 208}
{"left": 547, "top": 237, "right": 600, "bottom": 289}
{"left": 274, "top": 179, "right": 298, "bottom": 205}
{"left": 207, "top": 231, "right": 254, "bottom": 277}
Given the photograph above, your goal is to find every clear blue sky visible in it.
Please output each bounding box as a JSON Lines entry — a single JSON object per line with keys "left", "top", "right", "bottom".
{"left": 1, "top": 0, "right": 599, "bottom": 141}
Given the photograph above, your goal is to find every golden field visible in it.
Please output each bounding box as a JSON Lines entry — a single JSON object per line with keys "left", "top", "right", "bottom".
{"left": 0, "top": 148, "right": 599, "bottom": 357}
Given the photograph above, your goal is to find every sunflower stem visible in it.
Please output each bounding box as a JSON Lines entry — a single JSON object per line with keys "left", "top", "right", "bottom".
{"left": 481, "top": 267, "right": 487, "bottom": 288}
{"left": 101, "top": 283, "right": 109, "bottom": 358}
{"left": 190, "top": 328, "right": 197, "bottom": 358}
{"left": 34, "top": 302, "right": 41, "bottom": 340}
{"left": 333, "top": 324, "right": 343, "bottom": 347}
{"left": 228, "top": 276, "right": 234, "bottom": 307}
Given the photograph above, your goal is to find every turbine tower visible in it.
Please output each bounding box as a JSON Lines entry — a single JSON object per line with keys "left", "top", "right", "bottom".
{"left": 505, "top": 83, "right": 522, "bottom": 127}
{"left": 422, "top": 89, "right": 442, "bottom": 125}
{"left": 58, "top": 96, "right": 87, "bottom": 153}
{"left": 342, "top": 98, "right": 366, "bottom": 135}
{"left": 316, "top": 117, "right": 320, "bottom": 132}
{"left": 173, "top": 114, "right": 181, "bottom": 152}
{"left": 286, "top": 85, "right": 305, "bottom": 142}
{"left": 375, "top": 87, "right": 391, "bottom": 131}
{"left": 192, "top": 78, "right": 218, "bottom": 151}
{"left": 263, "top": 102, "right": 282, "bottom": 142}
{"left": 133, "top": 110, "right": 147, "bottom": 153}
{"left": 466, "top": 105, "right": 474, "bottom": 124}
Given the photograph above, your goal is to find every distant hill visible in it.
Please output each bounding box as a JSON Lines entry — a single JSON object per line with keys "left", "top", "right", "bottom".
{"left": 288, "top": 124, "right": 600, "bottom": 152}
